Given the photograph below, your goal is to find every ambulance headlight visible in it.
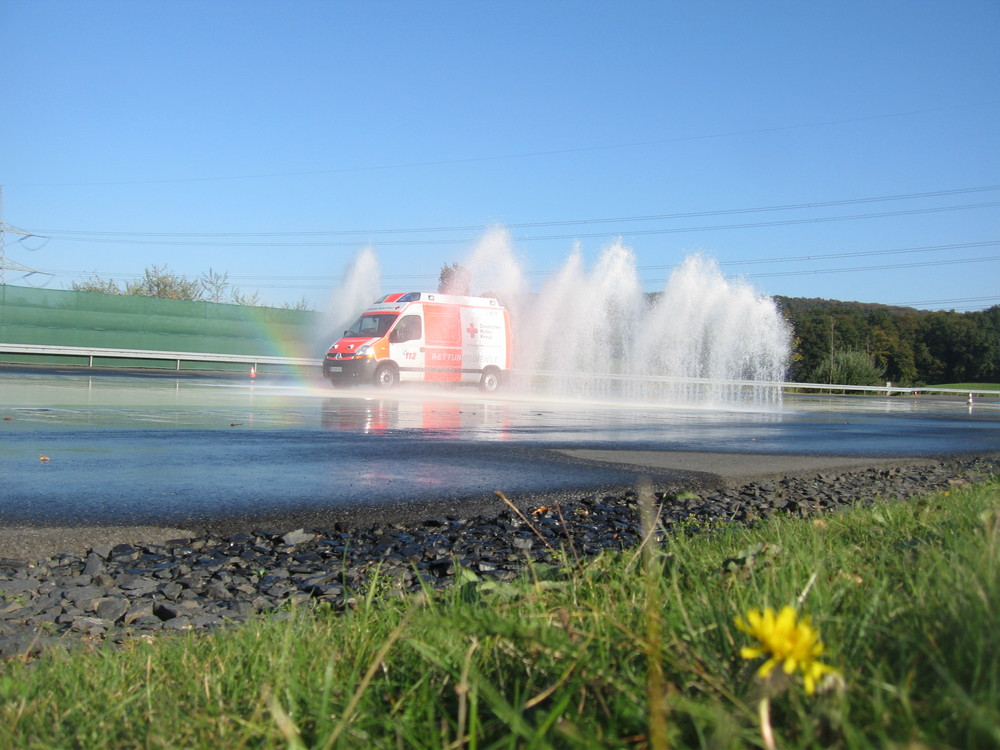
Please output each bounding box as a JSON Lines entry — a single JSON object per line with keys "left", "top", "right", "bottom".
{"left": 355, "top": 344, "right": 374, "bottom": 358}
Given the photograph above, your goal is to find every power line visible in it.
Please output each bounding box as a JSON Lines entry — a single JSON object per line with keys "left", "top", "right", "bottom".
{"left": 33, "top": 184, "right": 1000, "bottom": 239}
{"left": 37, "top": 239, "right": 1000, "bottom": 281}
{"left": 47, "top": 246, "right": 1000, "bottom": 288}
{"left": 28, "top": 200, "right": 1000, "bottom": 249}
{"left": 638, "top": 255, "right": 1000, "bottom": 287}
{"left": 637, "top": 240, "right": 1000, "bottom": 272}
{"left": 16, "top": 178, "right": 999, "bottom": 307}
{"left": 892, "top": 295, "right": 1000, "bottom": 306}
{"left": 745, "top": 255, "right": 1000, "bottom": 278}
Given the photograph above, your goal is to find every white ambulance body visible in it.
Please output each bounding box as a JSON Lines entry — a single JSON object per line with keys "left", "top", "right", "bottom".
{"left": 323, "top": 292, "right": 511, "bottom": 391}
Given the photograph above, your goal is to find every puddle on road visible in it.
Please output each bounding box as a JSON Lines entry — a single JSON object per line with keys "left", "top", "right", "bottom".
{"left": 1, "top": 372, "right": 997, "bottom": 525}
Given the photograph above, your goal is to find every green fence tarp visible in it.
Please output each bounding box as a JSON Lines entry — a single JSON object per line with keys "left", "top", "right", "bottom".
{"left": 0, "top": 285, "right": 327, "bottom": 366}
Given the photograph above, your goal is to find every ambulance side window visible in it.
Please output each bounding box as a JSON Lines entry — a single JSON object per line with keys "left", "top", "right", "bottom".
{"left": 389, "top": 315, "right": 422, "bottom": 344}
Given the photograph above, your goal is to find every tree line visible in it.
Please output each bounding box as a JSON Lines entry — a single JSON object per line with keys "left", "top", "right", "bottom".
{"left": 776, "top": 297, "right": 1000, "bottom": 386}
{"left": 70, "top": 265, "right": 310, "bottom": 310}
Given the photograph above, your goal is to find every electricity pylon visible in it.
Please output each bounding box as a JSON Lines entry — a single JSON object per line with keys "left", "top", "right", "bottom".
{"left": 0, "top": 186, "right": 44, "bottom": 285}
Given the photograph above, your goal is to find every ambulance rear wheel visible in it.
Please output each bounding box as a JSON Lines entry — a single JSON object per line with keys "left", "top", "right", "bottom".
{"left": 374, "top": 363, "right": 398, "bottom": 388}
{"left": 479, "top": 367, "right": 502, "bottom": 393}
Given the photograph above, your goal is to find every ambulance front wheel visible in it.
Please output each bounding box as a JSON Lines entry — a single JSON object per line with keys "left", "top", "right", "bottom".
{"left": 479, "top": 367, "right": 502, "bottom": 393}
{"left": 374, "top": 363, "right": 398, "bottom": 388}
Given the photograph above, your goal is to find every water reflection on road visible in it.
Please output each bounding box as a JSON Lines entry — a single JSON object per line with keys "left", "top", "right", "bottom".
{"left": 0, "top": 371, "right": 997, "bottom": 526}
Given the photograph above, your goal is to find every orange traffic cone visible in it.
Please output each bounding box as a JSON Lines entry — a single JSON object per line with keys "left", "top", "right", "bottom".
{"left": 250, "top": 364, "right": 257, "bottom": 379}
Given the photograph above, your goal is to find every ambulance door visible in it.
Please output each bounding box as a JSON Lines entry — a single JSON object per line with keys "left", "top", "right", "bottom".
{"left": 387, "top": 312, "right": 425, "bottom": 382}
{"left": 423, "top": 304, "right": 463, "bottom": 382}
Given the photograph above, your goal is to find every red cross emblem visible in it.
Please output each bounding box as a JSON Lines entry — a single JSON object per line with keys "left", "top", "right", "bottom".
{"left": 466, "top": 324, "right": 478, "bottom": 338}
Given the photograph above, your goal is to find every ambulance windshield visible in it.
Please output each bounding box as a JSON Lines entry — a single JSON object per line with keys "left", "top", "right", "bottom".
{"left": 344, "top": 313, "right": 398, "bottom": 338}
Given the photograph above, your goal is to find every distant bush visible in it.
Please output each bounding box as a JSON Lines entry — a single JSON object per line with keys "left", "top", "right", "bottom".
{"left": 810, "top": 349, "right": 887, "bottom": 386}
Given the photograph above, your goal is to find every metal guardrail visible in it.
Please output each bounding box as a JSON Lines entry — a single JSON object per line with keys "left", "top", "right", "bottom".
{"left": 779, "top": 381, "right": 996, "bottom": 397}
{"left": 1, "top": 345, "right": 994, "bottom": 395}
{"left": 0, "top": 342, "right": 323, "bottom": 370}
{"left": 516, "top": 369, "right": 998, "bottom": 397}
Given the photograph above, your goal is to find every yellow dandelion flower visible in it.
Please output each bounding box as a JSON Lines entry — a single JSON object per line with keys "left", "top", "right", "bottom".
{"left": 735, "top": 605, "right": 839, "bottom": 695}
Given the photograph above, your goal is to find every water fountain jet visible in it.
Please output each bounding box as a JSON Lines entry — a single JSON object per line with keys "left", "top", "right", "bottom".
{"left": 322, "top": 234, "right": 791, "bottom": 406}
{"left": 474, "top": 235, "right": 791, "bottom": 407}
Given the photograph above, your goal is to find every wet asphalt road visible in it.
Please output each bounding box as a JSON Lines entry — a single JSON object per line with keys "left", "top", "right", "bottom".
{"left": 1, "top": 371, "right": 998, "bottom": 528}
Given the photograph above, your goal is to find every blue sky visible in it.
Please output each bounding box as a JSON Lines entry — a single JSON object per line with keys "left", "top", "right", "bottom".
{"left": 2, "top": 1, "right": 998, "bottom": 311}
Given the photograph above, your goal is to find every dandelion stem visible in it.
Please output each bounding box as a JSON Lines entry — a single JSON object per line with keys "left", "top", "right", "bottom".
{"left": 639, "top": 481, "right": 670, "bottom": 750}
{"left": 758, "top": 697, "right": 776, "bottom": 750}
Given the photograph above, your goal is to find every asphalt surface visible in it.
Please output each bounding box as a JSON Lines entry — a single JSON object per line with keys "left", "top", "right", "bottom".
{"left": 2, "top": 371, "right": 997, "bottom": 560}
{"left": 0, "top": 449, "right": 949, "bottom": 561}
{"left": 557, "top": 449, "right": 941, "bottom": 484}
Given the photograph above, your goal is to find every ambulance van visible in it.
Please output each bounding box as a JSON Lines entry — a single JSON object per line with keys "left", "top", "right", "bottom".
{"left": 323, "top": 292, "right": 511, "bottom": 391}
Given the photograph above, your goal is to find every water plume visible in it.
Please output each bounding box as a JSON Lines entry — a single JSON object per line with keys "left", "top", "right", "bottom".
{"left": 319, "top": 246, "right": 381, "bottom": 347}
{"left": 470, "top": 236, "right": 791, "bottom": 406}
{"left": 629, "top": 254, "right": 791, "bottom": 405}
{"left": 324, "top": 235, "right": 791, "bottom": 406}
{"left": 464, "top": 226, "right": 529, "bottom": 308}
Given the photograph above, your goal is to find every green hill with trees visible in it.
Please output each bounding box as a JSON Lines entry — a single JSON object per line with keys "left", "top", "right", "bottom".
{"left": 776, "top": 297, "right": 1000, "bottom": 387}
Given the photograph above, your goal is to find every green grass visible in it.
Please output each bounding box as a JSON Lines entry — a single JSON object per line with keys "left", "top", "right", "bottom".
{"left": 930, "top": 382, "right": 1000, "bottom": 391}
{"left": 1, "top": 480, "right": 998, "bottom": 749}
